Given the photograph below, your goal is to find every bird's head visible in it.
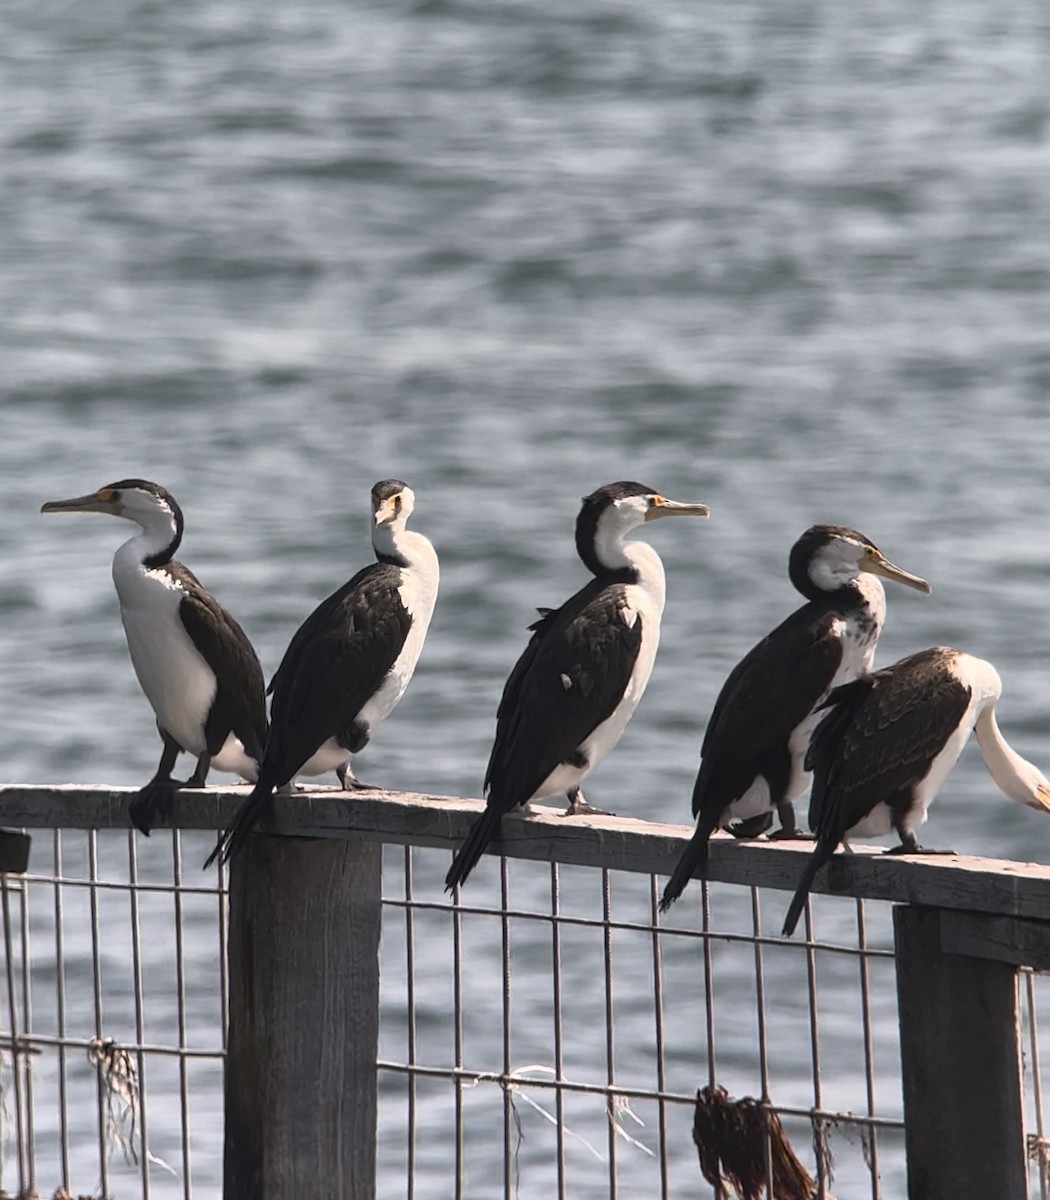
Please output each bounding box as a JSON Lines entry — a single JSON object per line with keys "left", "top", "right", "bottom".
{"left": 42, "top": 478, "right": 182, "bottom": 534}
{"left": 371, "top": 479, "right": 414, "bottom": 529}
{"left": 790, "top": 525, "right": 931, "bottom": 600}
{"left": 575, "top": 481, "right": 710, "bottom": 574}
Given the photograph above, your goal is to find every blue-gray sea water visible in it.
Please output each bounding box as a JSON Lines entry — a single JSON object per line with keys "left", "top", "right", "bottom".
{"left": 2, "top": 0, "right": 1049, "bottom": 1195}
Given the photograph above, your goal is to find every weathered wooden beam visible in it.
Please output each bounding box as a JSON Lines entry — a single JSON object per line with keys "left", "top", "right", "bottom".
{"left": 894, "top": 906, "right": 1027, "bottom": 1200}
{"left": 938, "top": 909, "right": 1050, "bottom": 971}
{"left": 224, "top": 836, "right": 381, "bottom": 1200}
{"left": 2, "top": 784, "right": 1050, "bottom": 920}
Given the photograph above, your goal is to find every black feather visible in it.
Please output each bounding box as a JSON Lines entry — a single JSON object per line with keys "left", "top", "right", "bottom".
{"left": 782, "top": 648, "right": 972, "bottom": 936}
{"left": 446, "top": 573, "right": 644, "bottom": 890}
{"left": 209, "top": 562, "right": 412, "bottom": 867}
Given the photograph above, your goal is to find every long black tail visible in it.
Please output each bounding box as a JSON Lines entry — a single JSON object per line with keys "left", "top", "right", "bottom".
{"left": 203, "top": 774, "right": 278, "bottom": 870}
{"left": 659, "top": 810, "right": 720, "bottom": 913}
{"left": 445, "top": 807, "right": 502, "bottom": 892}
{"left": 781, "top": 840, "right": 836, "bottom": 937}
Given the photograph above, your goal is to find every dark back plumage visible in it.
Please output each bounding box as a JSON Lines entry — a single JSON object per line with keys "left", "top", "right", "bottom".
{"left": 806, "top": 647, "right": 972, "bottom": 840}
{"left": 263, "top": 562, "right": 412, "bottom": 783}
{"left": 483, "top": 572, "right": 643, "bottom": 812}
{"left": 169, "top": 561, "right": 268, "bottom": 760}
{"left": 693, "top": 599, "right": 848, "bottom": 820}
{"left": 782, "top": 647, "right": 972, "bottom": 936}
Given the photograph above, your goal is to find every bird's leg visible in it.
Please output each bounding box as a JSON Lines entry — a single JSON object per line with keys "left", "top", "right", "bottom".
{"left": 561, "top": 786, "right": 612, "bottom": 818}
{"left": 727, "top": 811, "right": 774, "bottom": 839}
{"left": 337, "top": 762, "right": 381, "bottom": 792}
{"left": 185, "top": 754, "right": 211, "bottom": 788}
{"left": 767, "top": 800, "right": 812, "bottom": 841}
{"left": 129, "top": 735, "right": 182, "bottom": 835}
{"left": 884, "top": 829, "right": 956, "bottom": 856}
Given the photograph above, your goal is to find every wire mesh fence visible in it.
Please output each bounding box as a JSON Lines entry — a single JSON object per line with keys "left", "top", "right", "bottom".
{"left": 376, "top": 842, "right": 1050, "bottom": 1200}
{"left": 0, "top": 829, "right": 228, "bottom": 1200}
{"left": 0, "top": 819, "right": 1049, "bottom": 1198}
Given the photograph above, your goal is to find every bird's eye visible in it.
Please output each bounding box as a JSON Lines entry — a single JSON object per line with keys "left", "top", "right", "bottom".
{"left": 97, "top": 488, "right": 116, "bottom": 502}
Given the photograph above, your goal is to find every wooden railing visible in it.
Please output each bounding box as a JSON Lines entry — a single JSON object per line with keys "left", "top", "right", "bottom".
{"left": 1, "top": 783, "right": 1048, "bottom": 1199}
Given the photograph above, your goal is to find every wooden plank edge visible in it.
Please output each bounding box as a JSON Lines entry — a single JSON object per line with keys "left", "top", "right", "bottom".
{"left": 939, "top": 909, "right": 1050, "bottom": 971}
{"left": 1, "top": 784, "right": 1049, "bottom": 919}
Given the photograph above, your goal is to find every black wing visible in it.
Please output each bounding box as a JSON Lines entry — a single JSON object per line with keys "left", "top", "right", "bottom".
{"left": 172, "top": 563, "right": 267, "bottom": 760}
{"left": 267, "top": 577, "right": 363, "bottom": 698}
{"left": 691, "top": 601, "right": 846, "bottom": 820}
{"left": 261, "top": 563, "right": 412, "bottom": 785}
{"left": 483, "top": 574, "right": 644, "bottom": 812}
{"left": 807, "top": 648, "right": 972, "bottom": 843}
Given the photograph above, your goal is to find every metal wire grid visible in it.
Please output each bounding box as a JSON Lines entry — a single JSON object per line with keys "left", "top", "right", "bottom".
{"left": 0, "top": 829, "right": 228, "bottom": 1200}
{"left": 376, "top": 845, "right": 1050, "bottom": 1200}
{"left": 2, "top": 832, "right": 1050, "bottom": 1198}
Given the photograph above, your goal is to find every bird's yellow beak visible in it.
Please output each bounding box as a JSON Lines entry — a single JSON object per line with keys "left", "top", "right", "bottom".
{"left": 373, "top": 494, "right": 402, "bottom": 526}
{"left": 861, "top": 548, "right": 931, "bottom": 594}
{"left": 41, "top": 488, "right": 120, "bottom": 516}
{"left": 645, "top": 495, "right": 711, "bottom": 522}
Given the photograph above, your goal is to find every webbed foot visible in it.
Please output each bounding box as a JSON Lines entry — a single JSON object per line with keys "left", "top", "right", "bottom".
{"left": 128, "top": 777, "right": 177, "bottom": 835}
{"left": 884, "top": 843, "right": 956, "bottom": 856}
{"left": 561, "top": 787, "right": 613, "bottom": 817}
{"left": 768, "top": 826, "right": 812, "bottom": 842}
{"left": 727, "top": 812, "right": 774, "bottom": 840}
{"left": 768, "top": 800, "right": 809, "bottom": 840}
{"left": 335, "top": 765, "right": 381, "bottom": 791}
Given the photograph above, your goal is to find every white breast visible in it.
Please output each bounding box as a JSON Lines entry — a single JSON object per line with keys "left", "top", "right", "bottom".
{"left": 532, "top": 564, "right": 664, "bottom": 803}
{"left": 355, "top": 541, "right": 440, "bottom": 735}
{"left": 112, "top": 547, "right": 216, "bottom": 757}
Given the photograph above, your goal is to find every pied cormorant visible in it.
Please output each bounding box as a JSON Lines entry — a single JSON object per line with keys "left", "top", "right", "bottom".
{"left": 41, "top": 479, "right": 267, "bottom": 833}
{"left": 445, "top": 481, "right": 710, "bottom": 891}
{"left": 782, "top": 646, "right": 1050, "bottom": 936}
{"left": 206, "top": 479, "right": 439, "bottom": 867}
{"left": 660, "top": 524, "right": 930, "bottom": 911}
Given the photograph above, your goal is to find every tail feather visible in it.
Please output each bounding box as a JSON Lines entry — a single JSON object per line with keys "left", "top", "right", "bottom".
{"left": 659, "top": 811, "right": 720, "bottom": 912}
{"left": 203, "top": 775, "right": 278, "bottom": 870}
{"left": 781, "top": 841, "right": 836, "bottom": 937}
{"left": 445, "top": 808, "right": 501, "bottom": 892}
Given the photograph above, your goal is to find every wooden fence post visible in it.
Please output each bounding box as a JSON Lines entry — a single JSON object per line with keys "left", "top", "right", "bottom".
{"left": 894, "top": 905, "right": 1028, "bottom": 1200}
{"left": 224, "top": 836, "right": 382, "bottom": 1200}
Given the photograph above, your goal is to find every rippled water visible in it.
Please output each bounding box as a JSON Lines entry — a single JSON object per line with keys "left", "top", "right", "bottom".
{"left": 2, "top": 0, "right": 1049, "bottom": 1194}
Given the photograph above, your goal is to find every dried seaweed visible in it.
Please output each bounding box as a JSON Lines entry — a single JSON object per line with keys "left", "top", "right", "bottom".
{"left": 693, "top": 1084, "right": 817, "bottom": 1200}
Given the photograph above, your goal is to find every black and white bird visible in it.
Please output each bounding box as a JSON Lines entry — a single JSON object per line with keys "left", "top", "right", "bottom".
{"left": 782, "top": 647, "right": 1050, "bottom": 936}
{"left": 445, "top": 481, "right": 710, "bottom": 891}
{"left": 660, "top": 524, "right": 930, "bottom": 911}
{"left": 206, "top": 479, "right": 439, "bottom": 867}
{"left": 41, "top": 479, "right": 267, "bottom": 834}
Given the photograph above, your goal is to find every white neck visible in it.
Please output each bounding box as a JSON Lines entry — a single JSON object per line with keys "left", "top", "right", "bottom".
{"left": 974, "top": 704, "right": 1050, "bottom": 809}
{"left": 117, "top": 511, "right": 179, "bottom": 569}
{"left": 854, "top": 572, "right": 886, "bottom": 620}
{"left": 621, "top": 540, "right": 666, "bottom": 609}
{"left": 373, "top": 521, "right": 438, "bottom": 577}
